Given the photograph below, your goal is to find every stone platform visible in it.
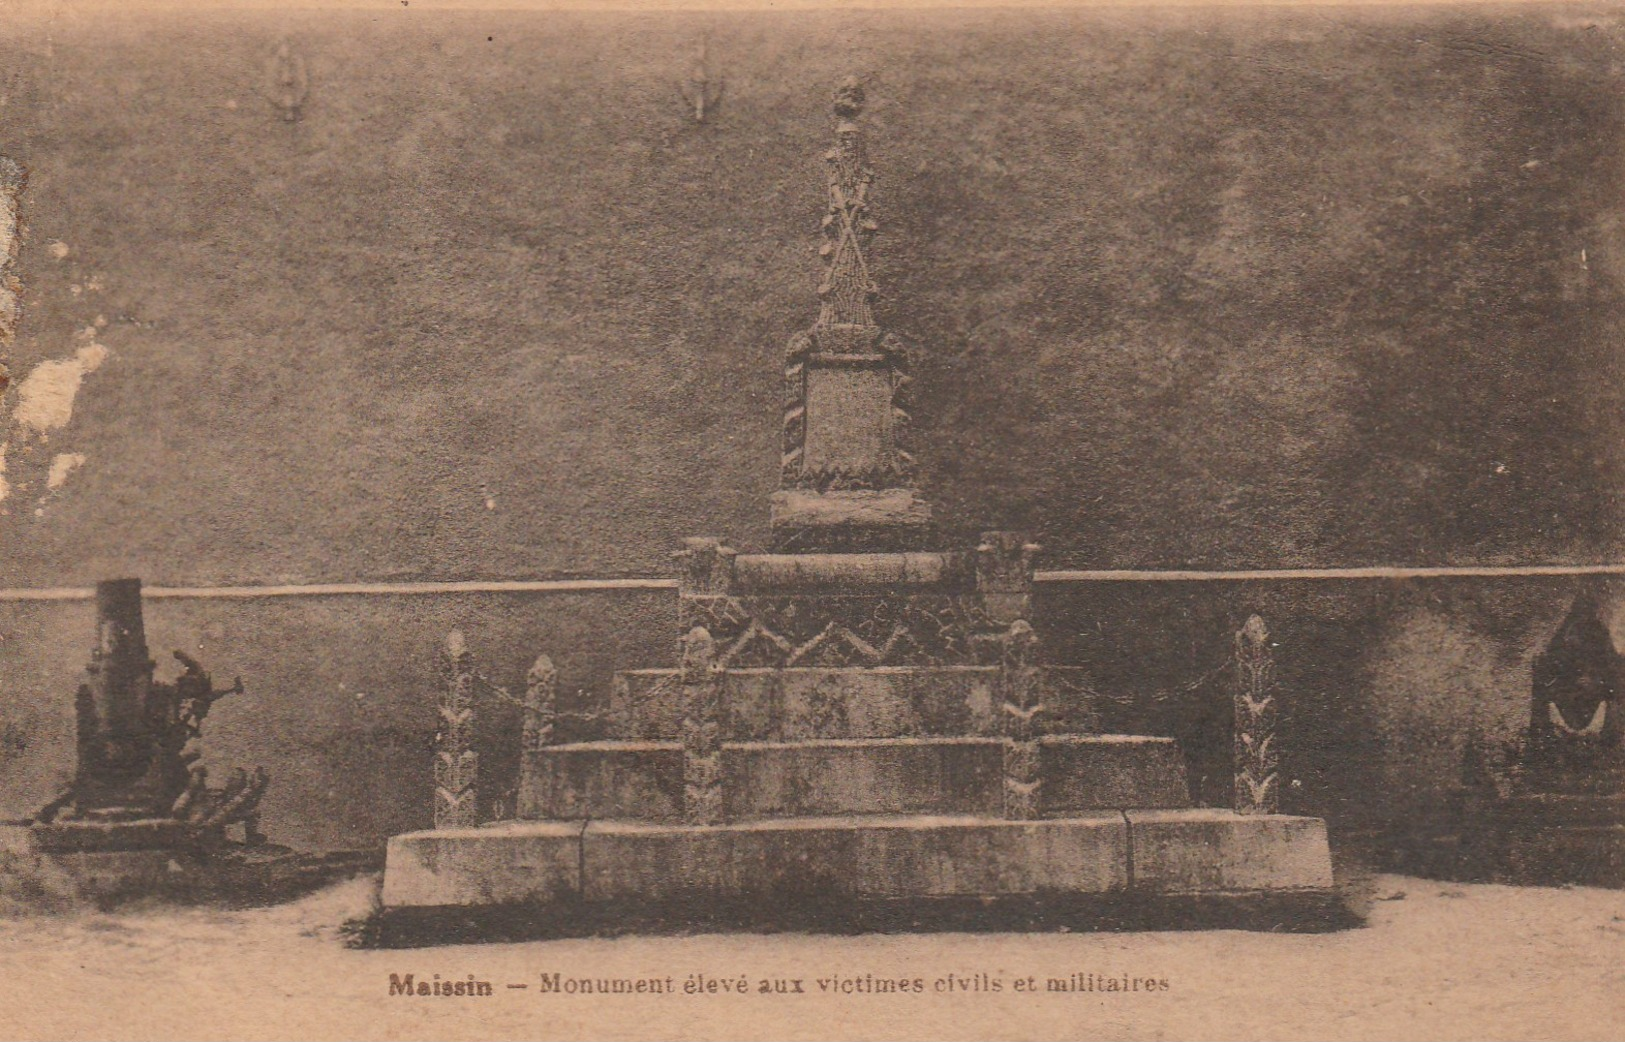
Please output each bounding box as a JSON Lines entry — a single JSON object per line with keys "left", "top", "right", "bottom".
{"left": 0, "top": 823, "right": 378, "bottom": 908}
{"left": 1496, "top": 793, "right": 1625, "bottom": 888}
{"left": 383, "top": 811, "right": 1333, "bottom": 910}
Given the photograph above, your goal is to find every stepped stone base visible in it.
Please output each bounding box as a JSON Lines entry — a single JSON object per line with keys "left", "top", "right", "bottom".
{"left": 381, "top": 810, "right": 1333, "bottom": 910}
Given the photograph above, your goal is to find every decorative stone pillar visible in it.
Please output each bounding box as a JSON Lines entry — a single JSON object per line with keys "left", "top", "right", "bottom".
{"left": 999, "top": 620, "right": 1044, "bottom": 820}
{"left": 679, "top": 625, "right": 724, "bottom": 825}
{"left": 435, "top": 630, "right": 479, "bottom": 829}
{"left": 1233, "top": 615, "right": 1279, "bottom": 815}
{"left": 677, "top": 536, "right": 735, "bottom": 596}
{"left": 522, "top": 655, "right": 557, "bottom": 754}
{"left": 976, "top": 531, "right": 1039, "bottom": 627}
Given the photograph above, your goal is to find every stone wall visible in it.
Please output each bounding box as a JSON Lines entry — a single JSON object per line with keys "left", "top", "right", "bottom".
{"left": 0, "top": 5, "right": 1621, "bottom": 851}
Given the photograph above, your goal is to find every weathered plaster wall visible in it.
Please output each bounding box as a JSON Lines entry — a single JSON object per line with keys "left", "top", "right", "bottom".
{"left": 0, "top": 5, "right": 1621, "bottom": 850}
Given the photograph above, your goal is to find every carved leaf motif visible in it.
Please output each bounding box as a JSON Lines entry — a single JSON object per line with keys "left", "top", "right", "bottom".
{"left": 1239, "top": 772, "right": 1278, "bottom": 805}
{"left": 1548, "top": 700, "right": 1608, "bottom": 737}
{"left": 1001, "top": 702, "right": 1045, "bottom": 724}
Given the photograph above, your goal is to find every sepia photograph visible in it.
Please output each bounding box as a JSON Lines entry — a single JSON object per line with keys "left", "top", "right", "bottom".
{"left": 0, "top": 0, "right": 1622, "bottom": 1038}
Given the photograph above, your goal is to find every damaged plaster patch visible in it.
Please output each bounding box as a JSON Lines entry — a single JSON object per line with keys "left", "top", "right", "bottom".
{"left": 0, "top": 158, "right": 21, "bottom": 349}
{"left": 46, "top": 452, "right": 85, "bottom": 490}
{"left": 11, "top": 337, "right": 111, "bottom": 441}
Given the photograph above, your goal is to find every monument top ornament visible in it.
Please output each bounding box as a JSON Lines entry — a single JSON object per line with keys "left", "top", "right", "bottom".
{"left": 817, "top": 76, "right": 879, "bottom": 327}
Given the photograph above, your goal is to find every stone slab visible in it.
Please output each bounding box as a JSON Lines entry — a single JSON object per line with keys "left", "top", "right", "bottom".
{"left": 1041, "top": 736, "right": 1191, "bottom": 812}
{"left": 732, "top": 552, "right": 960, "bottom": 592}
{"left": 723, "top": 739, "right": 1003, "bottom": 819}
{"left": 382, "top": 821, "right": 582, "bottom": 909}
{"left": 1126, "top": 809, "right": 1334, "bottom": 893}
{"left": 801, "top": 367, "right": 896, "bottom": 479}
{"left": 519, "top": 742, "right": 683, "bottom": 822}
{"left": 1500, "top": 824, "right": 1625, "bottom": 888}
{"left": 6, "top": 818, "right": 196, "bottom": 854}
{"left": 0, "top": 824, "right": 179, "bottom": 904}
{"left": 381, "top": 811, "right": 1338, "bottom": 910}
{"left": 579, "top": 814, "right": 1130, "bottom": 902}
{"left": 1497, "top": 793, "right": 1624, "bottom": 887}
{"left": 1, "top": 826, "right": 378, "bottom": 908}
{"left": 769, "top": 489, "right": 932, "bottom": 531}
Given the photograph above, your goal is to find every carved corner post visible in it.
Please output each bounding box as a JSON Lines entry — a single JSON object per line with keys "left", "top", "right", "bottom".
{"left": 781, "top": 330, "right": 812, "bottom": 488}
{"left": 976, "top": 532, "right": 1039, "bottom": 627}
{"left": 676, "top": 535, "right": 736, "bottom": 620}
{"left": 1233, "top": 615, "right": 1279, "bottom": 815}
{"left": 523, "top": 654, "right": 558, "bottom": 754}
{"left": 434, "top": 630, "right": 479, "bottom": 829}
{"left": 999, "top": 620, "right": 1044, "bottom": 820}
{"left": 679, "top": 625, "right": 724, "bottom": 825}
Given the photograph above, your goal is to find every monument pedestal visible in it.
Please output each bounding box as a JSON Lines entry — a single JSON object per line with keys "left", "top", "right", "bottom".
{"left": 0, "top": 578, "right": 281, "bottom": 908}
{"left": 1471, "top": 588, "right": 1625, "bottom": 889}
{"left": 380, "top": 539, "right": 1335, "bottom": 925}
{"left": 1497, "top": 794, "right": 1625, "bottom": 888}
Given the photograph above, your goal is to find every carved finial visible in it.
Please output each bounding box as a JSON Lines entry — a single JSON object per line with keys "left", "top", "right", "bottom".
{"left": 832, "top": 76, "right": 864, "bottom": 119}
{"left": 818, "top": 76, "right": 878, "bottom": 327}
{"left": 265, "top": 39, "right": 309, "bottom": 123}
{"left": 679, "top": 625, "right": 717, "bottom": 683}
{"left": 681, "top": 36, "right": 724, "bottom": 123}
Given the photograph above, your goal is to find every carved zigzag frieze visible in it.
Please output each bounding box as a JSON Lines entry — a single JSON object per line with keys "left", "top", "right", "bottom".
{"left": 678, "top": 594, "right": 994, "bottom": 668}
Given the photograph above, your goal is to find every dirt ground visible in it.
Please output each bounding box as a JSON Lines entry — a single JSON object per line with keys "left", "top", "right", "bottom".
{"left": 0, "top": 871, "right": 1621, "bottom": 1042}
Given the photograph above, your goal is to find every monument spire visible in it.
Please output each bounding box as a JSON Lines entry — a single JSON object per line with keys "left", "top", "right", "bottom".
{"left": 770, "top": 77, "right": 931, "bottom": 551}
{"left": 817, "top": 76, "right": 879, "bottom": 327}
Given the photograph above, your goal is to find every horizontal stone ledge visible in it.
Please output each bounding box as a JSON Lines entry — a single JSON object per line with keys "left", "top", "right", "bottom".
{"left": 731, "top": 550, "right": 963, "bottom": 590}
{"left": 381, "top": 810, "right": 1335, "bottom": 910}
{"left": 7, "top": 563, "right": 1625, "bottom": 602}
{"left": 768, "top": 489, "right": 934, "bottom": 531}
{"left": 804, "top": 350, "right": 889, "bottom": 367}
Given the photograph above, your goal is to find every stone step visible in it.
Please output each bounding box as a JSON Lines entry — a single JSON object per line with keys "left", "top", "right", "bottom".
{"left": 518, "top": 735, "right": 1191, "bottom": 822}
{"left": 382, "top": 810, "right": 1335, "bottom": 909}
{"left": 608, "top": 666, "right": 1101, "bottom": 741}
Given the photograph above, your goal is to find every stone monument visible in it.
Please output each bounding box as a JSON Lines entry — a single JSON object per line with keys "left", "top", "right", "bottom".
{"left": 381, "top": 81, "right": 1335, "bottom": 925}
{"left": 0, "top": 578, "right": 270, "bottom": 901}
{"left": 1494, "top": 586, "right": 1625, "bottom": 886}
